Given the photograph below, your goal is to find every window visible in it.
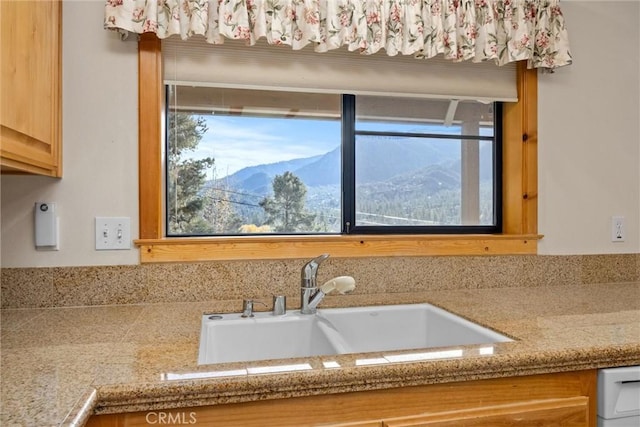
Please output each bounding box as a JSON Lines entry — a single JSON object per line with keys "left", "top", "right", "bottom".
{"left": 166, "top": 86, "right": 501, "bottom": 237}
{"left": 351, "top": 96, "right": 500, "bottom": 234}
{"left": 137, "top": 35, "right": 539, "bottom": 262}
{"left": 166, "top": 86, "right": 342, "bottom": 236}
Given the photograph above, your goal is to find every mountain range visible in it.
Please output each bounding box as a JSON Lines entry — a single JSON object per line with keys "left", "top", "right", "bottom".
{"left": 213, "top": 136, "right": 493, "bottom": 201}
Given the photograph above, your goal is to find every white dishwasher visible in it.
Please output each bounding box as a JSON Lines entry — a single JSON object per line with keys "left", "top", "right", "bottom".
{"left": 598, "top": 366, "right": 640, "bottom": 427}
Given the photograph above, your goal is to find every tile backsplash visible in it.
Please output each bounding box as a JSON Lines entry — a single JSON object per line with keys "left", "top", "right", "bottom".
{"left": 1, "top": 254, "right": 639, "bottom": 309}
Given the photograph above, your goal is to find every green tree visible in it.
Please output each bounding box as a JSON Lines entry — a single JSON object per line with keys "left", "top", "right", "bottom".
{"left": 260, "top": 171, "right": 315, "bottom": 232}
{"left": 167, "top": 112, "right": 215, "bottom": 234}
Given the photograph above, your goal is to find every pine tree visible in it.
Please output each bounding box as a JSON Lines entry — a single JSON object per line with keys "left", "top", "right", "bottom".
{"left": 260, "top": 171, "right": 315, "bottom": 232}
{"left": 167, "top": 112, "right": 215, "bottom": 234}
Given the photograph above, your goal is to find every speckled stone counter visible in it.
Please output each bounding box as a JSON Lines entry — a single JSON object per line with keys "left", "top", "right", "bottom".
{"left": 2, "top": 282, "right": 639, "bottom": 426}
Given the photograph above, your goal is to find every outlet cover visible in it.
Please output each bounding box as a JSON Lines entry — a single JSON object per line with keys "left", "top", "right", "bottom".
{"left": 611, "top": 216, "right": 625, "bottom": 242}
{"left": 95, "top": 217, "right": 131, "bottom": 250}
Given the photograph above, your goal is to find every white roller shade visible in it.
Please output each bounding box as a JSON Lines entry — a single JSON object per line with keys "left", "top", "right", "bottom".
{"left": 163, "top": 36, "right": 517, "bottom": 102}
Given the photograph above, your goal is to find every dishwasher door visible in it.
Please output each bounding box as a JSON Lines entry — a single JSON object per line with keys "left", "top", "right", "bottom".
{"left": 598, "top": 366, "right": 640, "bottom": 427}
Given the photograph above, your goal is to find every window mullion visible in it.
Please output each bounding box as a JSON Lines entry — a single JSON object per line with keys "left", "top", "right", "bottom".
{"left": 493, "top": 102, "right": 504, "bottom": 233}
{"left": 341, "top": 94, "right": 356, "bottom": 234}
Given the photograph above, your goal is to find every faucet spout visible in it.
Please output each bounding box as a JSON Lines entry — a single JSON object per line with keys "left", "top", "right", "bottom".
{"left": 300, "top": 254, "right": 329, "bottom": 315}
{"left": 301, "top": 254, "right": 329, "bottom": 288}
{"left": 305, "top": 288, "right": 328, "bottom": 313}
{"left": 300, "top": 256, "right": 356, "bottom": 315}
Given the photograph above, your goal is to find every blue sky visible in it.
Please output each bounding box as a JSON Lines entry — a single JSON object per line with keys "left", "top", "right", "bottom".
{"left": 190, "top": 115, "right": 341, "bottom": 178}
{"left": 186, "top": 114, "right": 492, "bottom": 179}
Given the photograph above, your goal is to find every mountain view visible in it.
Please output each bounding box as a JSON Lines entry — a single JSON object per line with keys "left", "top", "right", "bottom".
{"left": 204, "top": 137, "right": 495, "bottom": 232}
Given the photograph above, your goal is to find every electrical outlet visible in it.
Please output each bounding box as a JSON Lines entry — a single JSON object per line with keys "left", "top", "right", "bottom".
{"left": 611, "top": 216, "right": 625, "bottom": 242}
{"left": 95, "top": 217, "right": 131, "bottom": 250}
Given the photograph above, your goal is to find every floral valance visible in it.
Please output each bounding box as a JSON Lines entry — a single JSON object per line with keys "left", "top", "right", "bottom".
{"left": 105, "top": 0, "right": 572, "bottom": 70}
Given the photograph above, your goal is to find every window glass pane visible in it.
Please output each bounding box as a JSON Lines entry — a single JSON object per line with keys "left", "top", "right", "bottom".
{"left": 353, "top": 96, "right": 496, "bottom": 228}
{"left": 166, "top": 88, "right": 499, "bottom": 236}
{"left": 167, "top": 86, "right": 341, "bottom": 236}
{"left": 355, "top": 96, "right": 494, "bottom": 137}
{"left": 355, "top": 136, "right": 496, "bottom": 227}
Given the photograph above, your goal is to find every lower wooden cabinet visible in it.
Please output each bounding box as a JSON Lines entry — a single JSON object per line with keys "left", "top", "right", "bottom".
{"left": 87, "top": 370, "right": 596, "bottom": 427}
{"left": 383, "top": 397, "right": 589, "bottom": 427}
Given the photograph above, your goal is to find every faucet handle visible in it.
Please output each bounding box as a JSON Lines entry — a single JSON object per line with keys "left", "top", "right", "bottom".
{"left": 301, "top": 254, "right": 330, "bottom": 286}
{"left": 272, "top": 295, "right": 287, "bottom": 316}
{"left": 311, "top": 253, "right": 330, "bottom": 265}
{"left": 241, "top": 299, "right": 267, "bottom": 318}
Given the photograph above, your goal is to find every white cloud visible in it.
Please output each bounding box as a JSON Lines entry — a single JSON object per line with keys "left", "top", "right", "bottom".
{"left": 185, "top": 115, "right": 339, "bottom": 177}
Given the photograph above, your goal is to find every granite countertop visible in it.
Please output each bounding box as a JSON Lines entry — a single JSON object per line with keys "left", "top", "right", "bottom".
{"left": 1, "top": 282, "right": 639, "bottom": 426}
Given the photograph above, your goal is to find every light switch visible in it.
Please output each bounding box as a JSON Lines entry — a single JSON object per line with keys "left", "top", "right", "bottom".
{"left": 95, "top": 217, "right": 131, "bottom": 250}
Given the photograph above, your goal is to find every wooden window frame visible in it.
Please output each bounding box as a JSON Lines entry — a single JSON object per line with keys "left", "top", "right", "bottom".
{"left": 135, "top": 34, "right": 540, "bottom": 263}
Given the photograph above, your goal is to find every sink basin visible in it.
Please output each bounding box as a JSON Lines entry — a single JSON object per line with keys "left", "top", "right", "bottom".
{"left": 317, "top": 304, "right": 511, "bottom": 354}
{"left": 197, "top": 313, "right": 341, "bottom": 364}
{"left": 198, "top": 303, "right": 511, "bottom": 365}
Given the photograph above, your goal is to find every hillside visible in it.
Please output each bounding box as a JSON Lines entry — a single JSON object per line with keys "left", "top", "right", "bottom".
{"left": 218, "top": 136, "right": 471, "bottom": 195}
{"left": 204, "top": 137, "right": 495, "bottom": 228}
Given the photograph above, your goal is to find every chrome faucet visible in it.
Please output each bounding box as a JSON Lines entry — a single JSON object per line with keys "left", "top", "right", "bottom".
{"left": 300, "top": 254, "right": 329, "bottom": 315}
{"left": 240, "top": 299, "right": 266, "bottom": 318}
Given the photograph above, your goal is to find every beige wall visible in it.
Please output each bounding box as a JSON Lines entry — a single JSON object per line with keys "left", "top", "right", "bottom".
{"left": 537, "top": 1, "right": 640, "bottom": 255}
{"left": 1, "top": 1, "right": 639, "bottom": 268}
{"left": 1, "top": 0, "right": 139, "bottom": 267}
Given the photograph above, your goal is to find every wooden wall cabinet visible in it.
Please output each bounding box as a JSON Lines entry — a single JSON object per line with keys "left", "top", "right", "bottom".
{"left": 88, "top": 370, "right": 596, "bottom": 427}
{"left": 1, "top": 0, "right": 62, "bottom": 177}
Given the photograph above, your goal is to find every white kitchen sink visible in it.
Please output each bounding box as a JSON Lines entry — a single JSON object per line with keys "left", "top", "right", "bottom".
{"left": 198, "top": 303, "right": 511, "bottom": 365}
{"left": 316, "top": 304, "right": 512, "bottom": 354}
{"left": 197, "top": 313, "right": 341, "bottom": 364}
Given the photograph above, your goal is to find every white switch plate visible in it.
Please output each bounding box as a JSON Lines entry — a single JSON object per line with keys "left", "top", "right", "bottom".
{"left": 95, "top": 217, "right": 131, "bottom": 250}
{"left": 611, "top": 216, "right": 625, "bottom": 242}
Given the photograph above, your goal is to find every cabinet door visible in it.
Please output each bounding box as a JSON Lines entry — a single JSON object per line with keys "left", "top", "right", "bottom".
{"left": 87, "top": 371, "right": 596, "bottom": 427}
{"left": 384, "top": 397, "right": 589, "bottom": 427}
{"left": 1, "top": 0, "right": 62, "bottom": 177}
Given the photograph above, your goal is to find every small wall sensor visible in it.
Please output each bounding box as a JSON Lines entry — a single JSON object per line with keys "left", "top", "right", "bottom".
{"left": 35, "top": 202, "right": 59, "bottom": 250}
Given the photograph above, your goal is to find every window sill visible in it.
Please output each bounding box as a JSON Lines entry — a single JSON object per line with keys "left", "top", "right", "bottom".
{"left": 135, "top": 234, "right": 541, "bottom": 263}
